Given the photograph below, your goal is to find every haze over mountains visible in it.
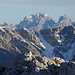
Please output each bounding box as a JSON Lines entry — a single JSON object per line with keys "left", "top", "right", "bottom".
{"left": 0, "top": 13, "right": 75, "bottom": 75}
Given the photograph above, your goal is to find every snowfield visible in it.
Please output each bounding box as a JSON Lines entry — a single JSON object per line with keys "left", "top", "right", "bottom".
{"left": 38, "top": 32, "right": 54, "bottom": 58}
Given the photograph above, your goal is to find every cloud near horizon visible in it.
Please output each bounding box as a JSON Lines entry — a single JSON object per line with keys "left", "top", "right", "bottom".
{"left": 0, "top": 0, "right": 75, "bottom": 7}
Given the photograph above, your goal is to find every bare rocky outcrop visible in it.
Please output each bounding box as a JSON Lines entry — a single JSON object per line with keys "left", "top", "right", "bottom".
{"left": 17, "top": 13, "right": 56, "bottom": 31}
{"left": 18, "top": 28, "right": 41, "bottom": 46}
{"left": 0, "top": 27, "right": 44, "bottom": 55}
{"left": 40, "top": 25, "right": 75, "bottom": 60}
{"left": 58, "top": 15, "right": 72, "bottom": 27}
{"left": 0, "top": 27, "right": 44, "bottom": 67}
{"left": 3, "top": 51, "right": 75, "bottom": 75}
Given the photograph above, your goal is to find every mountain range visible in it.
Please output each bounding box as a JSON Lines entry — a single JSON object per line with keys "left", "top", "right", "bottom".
{"left": 0, "top": 13, "right": 75, "bottom": 75}
{"left": 16, "top": 13, "right": 75, "bottom": 61}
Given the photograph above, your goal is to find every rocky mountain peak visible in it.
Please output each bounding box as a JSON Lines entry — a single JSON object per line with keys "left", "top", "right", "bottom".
{"left": 17, "top": 13, "right": 55, "bottom": 31}
{"left": 0, "top": 13, "right": 75, "bottom": 74}
{"left": 35, "top": 13, "right": 50, "bottom": 18}
{"left": 1, "top": 22, "right": 8, "bottom": 26}
{"left": 58, "top": 15, "right": 72, "bottom": 27}
{"left": 58, "top": 15, "right": 68, "bottom": 22}
{"left": 36, "top": 13, "right": 44, "bottom": 17}
{"left": 0, "top": 22, "right": 8, "bottom": 27}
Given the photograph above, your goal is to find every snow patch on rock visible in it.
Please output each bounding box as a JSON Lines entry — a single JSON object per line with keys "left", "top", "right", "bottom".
{"left": 38, "top": 32, "right": 54, "bottom": 58}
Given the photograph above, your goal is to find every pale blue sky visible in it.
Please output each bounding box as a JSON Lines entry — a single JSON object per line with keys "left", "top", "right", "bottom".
{"left": 0, "top": 0, "right": 75, "bottom": 24}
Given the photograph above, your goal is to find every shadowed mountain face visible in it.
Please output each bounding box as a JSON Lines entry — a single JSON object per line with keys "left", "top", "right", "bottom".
{"left": 0, "top": 48, "right": 15, "bottom": 67}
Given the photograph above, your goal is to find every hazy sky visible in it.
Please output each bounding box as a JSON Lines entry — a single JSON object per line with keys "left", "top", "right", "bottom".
{"left": 0, "top": 0, "right": 75, "bottom": 24}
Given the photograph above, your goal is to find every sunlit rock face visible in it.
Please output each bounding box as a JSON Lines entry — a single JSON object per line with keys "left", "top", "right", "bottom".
{"left": 0, "top": 27, "right": 45, "bottom": 67}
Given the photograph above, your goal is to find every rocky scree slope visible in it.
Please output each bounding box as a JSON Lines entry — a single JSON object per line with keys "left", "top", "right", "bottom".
{"left": 3, "top": 51, "right": 75, "bottom": 75}
{"left": 0, "top": 27, "right": 44, "bottom": 67}
{"left": 40, "top": 25, "right": 75, "bottom": 61}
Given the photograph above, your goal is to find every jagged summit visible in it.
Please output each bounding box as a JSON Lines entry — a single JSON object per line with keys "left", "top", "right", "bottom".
{"left": 17, "top": 13, "right": 75, "bottom": 31}
{"left": 35, "top": 13, "right": 49, "bottom": 18}
{"left": 0, "top": 14, "right": 74, "bottom": 30}
{"left": 0, "top": 22, "right": 8, "bottom": 26}
{"left": 58, "top": 15, "right": 69, "bottom": 22}
{"left": 17, "top": 13, "right": 55, "bottom": 31}
{"left": 58, "top": 15, "right": 72, "bottom": 27}
{"left": 1, "top": 22, "right": 8, "bottom": 26}
{"left": 23, "top": 13, "right": 50, "bottom": 21}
